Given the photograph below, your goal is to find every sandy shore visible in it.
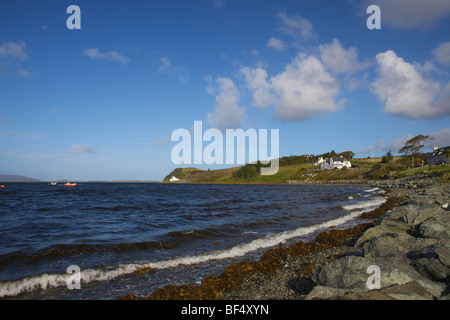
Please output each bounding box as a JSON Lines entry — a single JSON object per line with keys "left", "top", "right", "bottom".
{"left": 119, "top": 174, "right": 449, "bottom": 300}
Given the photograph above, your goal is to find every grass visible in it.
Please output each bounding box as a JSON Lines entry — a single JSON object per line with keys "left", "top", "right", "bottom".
{"left": 163, "top": 156, "right": 450, "bottom": 184}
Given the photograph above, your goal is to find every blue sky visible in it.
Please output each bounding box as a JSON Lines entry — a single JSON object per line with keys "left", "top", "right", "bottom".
{"left": 1, "top": 0, "right": 449, "bottom": 181}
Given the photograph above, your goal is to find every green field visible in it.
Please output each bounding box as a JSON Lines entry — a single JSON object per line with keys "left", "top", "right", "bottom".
{"left": 164, "top": 155, "right": 450, "bottom": 184}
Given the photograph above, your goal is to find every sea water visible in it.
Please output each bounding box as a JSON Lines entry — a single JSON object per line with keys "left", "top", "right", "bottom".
{"left": 0, "top": 183, "right": 385, "bottom": 299}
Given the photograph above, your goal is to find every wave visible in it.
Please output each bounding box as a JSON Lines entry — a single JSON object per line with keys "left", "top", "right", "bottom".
{"left": 0, "top": 195, "right": 386, "bottom": 298}
{"left": 341, "top": 197, "right": 386, "bottom": 211}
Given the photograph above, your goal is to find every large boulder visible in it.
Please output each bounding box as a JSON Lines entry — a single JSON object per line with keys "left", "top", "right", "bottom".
{"left": 408, "top": 243, "right": 450, "bottom": 281}
{"left": 312, "top": 255, "right": 446, "bottom": 298}
{"left": 418, "top": 214, "right": 450, "bottom": 239}
{"left": 388, "top": 204, "right": 447, "bottom": 227}
{"left": 354, "top": 219, "right": 412, "bottom": 248}
{"left": 362, "top": 233, "right": 437, "bottom": 258}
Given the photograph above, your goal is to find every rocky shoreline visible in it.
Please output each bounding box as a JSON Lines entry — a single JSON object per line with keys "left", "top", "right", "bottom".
{"left": 222, "top": 175, "right": 449, "bottom": 300}
{"left": 120, "top": 174, "right": 449, "bottom": 300}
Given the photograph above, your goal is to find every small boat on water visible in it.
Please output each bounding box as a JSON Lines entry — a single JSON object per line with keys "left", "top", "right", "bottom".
{"left": 49, "top": 169, "right": 57, "bottom": 185}
{"left": 63, "top": 182, "right": 77, "bottom": 187}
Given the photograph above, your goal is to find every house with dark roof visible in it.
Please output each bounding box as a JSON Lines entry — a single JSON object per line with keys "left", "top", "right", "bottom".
{"left": 427, "top": 145, "right": 450, "bottom": 165}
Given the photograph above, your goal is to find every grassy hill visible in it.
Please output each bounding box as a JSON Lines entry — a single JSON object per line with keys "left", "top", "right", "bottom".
{"left": 163, "top": 155, "right": 450, "bottom": 184}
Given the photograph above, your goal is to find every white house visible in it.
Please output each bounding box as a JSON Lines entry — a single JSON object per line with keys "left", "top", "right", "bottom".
{"left": 315, "top": 157, "right": 326, "bottom": 166}
{"left": 320, "top": 157, "right": 351, "bottom": 170}
{"left": 169, "top": 176, "right": 180, "bottom": 182}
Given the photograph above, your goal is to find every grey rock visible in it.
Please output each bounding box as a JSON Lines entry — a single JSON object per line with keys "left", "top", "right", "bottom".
{"left": 419, "top": 214, "right": 450, "bottom": 239}
{"left": 393, "top": 204, "right": 447, "bottom": 226}
{"left": 312, "top": 255, "right": 446, "bottom": 298}
{"left": 354, "top": 219, "right": 412, "bottom": 248}
{"left": 435, "top": 244, "right": 450, "bottom": 266}
{"left": 407, "top": 243, "right": 450, "bottom": 281}
{"left": 413, "top": 258, "right": 449, "bottom": 281}
{"left": 362, "top": 234, "right": 437, "bottom": 258}
{"left": 304, "top": 286, "right": 349, "bottom": 300}
{"left": 378, "top": 281, "right": 433, "bottom": 300}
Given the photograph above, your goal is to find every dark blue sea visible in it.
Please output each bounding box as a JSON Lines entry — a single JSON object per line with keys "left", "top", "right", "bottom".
{"left": 0, "top": 182, "right": 386, "bottom": 299}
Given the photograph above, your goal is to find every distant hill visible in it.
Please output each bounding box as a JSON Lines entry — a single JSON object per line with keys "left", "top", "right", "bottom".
{"left": 0, "top": 174, "right": 40, "bottom": 182}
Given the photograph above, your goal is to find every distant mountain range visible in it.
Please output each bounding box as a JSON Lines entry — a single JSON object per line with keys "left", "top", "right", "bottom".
{"left": 0, "top": 174, "right": 40, "bottom": 182}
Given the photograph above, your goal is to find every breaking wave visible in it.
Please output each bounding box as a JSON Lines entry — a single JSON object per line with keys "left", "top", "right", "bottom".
{"left": 0, "top": 196, "right": 386, "bottom": 298}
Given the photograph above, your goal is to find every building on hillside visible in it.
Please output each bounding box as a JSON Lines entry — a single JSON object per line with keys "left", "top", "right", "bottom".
{"left": 315, "top": 157, "right": 326, "bottom": 166}
{"left": 427, "top": 145, "right": 450, "bottom": 165}
{"left": 320, "top": 156, "right": 352, "bottom": 170}
{"left": 169, "top": 176, "right": 180, "bottom": 182}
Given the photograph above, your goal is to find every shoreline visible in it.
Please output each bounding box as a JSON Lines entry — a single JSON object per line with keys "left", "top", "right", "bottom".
{"left": 116, "top": 180, "right": 406, "bottom": 300}
{"left": 118, "top": 174, "right": 448, "bottom": 300}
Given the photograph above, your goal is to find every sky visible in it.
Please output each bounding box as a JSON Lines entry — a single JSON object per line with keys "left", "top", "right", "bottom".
{"left": 0, "top": 0, "right": 449, "bottom": 181}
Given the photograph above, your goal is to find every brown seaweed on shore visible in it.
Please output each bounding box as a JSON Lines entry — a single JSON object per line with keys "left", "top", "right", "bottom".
{"left": 117, "top": 195, "right": 403, "bottom": 300}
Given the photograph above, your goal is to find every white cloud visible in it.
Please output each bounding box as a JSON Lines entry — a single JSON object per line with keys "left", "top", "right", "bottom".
{"left": 0, "top": 41, "right": 28, "bottom": 61}
{"left": 71, "top": 144, "right": 97, "bottom": 154}
{"left": 364, "top": 0, "right": 450, "bottom": 31}
{"left": 319, "top": 39, "right": 370, "bottom": 75}
{"left": 0, "top": 41, "right": 30, "bottom": 77}
{"left": 83, "top": 48, "right": 129, "bottom": 64}
{"left": 241, "top": 66, "right": 275, "bottom": 109}
{"left": 427, "top": 127, "right": 450, "bottom": 149}
{"left": 372, "top": 50, "right": 450, "bottom": 119}
{"left": 241, "top": 53, "right": 344, "bottom": 122}
{"left": 433, "top": 41, "right": 450, "bottom": 66}
{"left": 271, "top": 54, "right": 344, "bottom": 121}
{"left": 206, "top": 77, "right": 245, "bottom": 130}
{"left": 267, "top": 37, "right": 287, "bottom": 51}
{"left": 157, "top": 56, "right": 188, "bottom": 83}
{"left": 275, "top": 12, "right": 314, "bottom": 39}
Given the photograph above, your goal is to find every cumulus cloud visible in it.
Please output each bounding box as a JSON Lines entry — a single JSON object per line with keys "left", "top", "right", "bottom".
{"left": 71, "top": 144, "right": 97, "bottom": 154}
{"left": 241, "top": 53, "right": 344, "bottom": 122}
{"left": 319, "top": 39, "right": 370, "bottom": 75}
{"left": 271, "top": 54, "right": 344, "bottom": 121}
{"left": 433, "top": 41, "right": 450, "bottom": 66}
{"left": 83, "top": 48, "right": 129, "bottom": 64}
{"left": 427, "top": 127, "right": 450, "bottom": 149}
{"left": 241, "top": 66, "right": 275, "bottom": 109}
{"left": 372, "top": 50, "right": 450, "bottom": 119}
{"left": 206, "top": 77, "right": 245, "bottom": 130}
{"left": 364, "top": 0, "right": 450, "bottom": 31}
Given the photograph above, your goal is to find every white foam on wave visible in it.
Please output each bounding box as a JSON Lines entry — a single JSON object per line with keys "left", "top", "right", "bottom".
{"left": 0, "top": 195, "right": 387, "bottom": 298}
{"left": 342, "top": 197, "right": 386, "bottom": 211}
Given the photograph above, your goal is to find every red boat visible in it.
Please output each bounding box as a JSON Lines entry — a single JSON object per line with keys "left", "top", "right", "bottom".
{"left": 63, "top": 182, "right": 77, "bottom": 187}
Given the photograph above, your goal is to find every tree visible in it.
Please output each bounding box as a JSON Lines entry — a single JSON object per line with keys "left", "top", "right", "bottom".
{"left": 337, "top": 151, "right": 355, "bottom": 160}
{"left": 382, "top": 151, "right": 393, "bottom": 163}
{"left": 398, "top": 135, "right": 433, "bottom": 168}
